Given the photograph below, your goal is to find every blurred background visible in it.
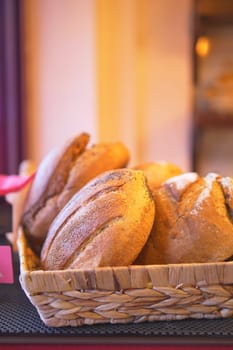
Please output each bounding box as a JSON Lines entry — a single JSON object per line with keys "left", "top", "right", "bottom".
{"left": 0, "top": 0, "right": 233, "bottom": 176}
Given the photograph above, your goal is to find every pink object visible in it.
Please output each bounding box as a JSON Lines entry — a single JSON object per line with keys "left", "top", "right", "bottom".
{"left": 0, "top": 246, "right": 14, "bottom": 284}
{"left": 0, "top": 173, "right": 35, "bottom": 196}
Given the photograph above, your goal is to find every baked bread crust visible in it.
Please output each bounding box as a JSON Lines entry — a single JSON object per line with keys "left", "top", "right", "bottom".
{"left": 41, "top": 168, "right": 155, "bottom": 270}
{"left": 133, "top": 161, "right": 183, "bottom": 192}
{"left": 135, "top": 172, "right": 233, "bottom": 265}
{"left": 21, "top": 133, "right": 90, "bottom": 254}
{"left": 21, "top": 135, "right": 130, "bottom": 255}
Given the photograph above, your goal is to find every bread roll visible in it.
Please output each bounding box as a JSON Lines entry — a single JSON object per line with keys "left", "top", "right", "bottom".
{"left": 21, "top": 133, "right": 90, "bottom": 254}
{"left": 41, "top": 168, "right": 155, "bottom": 270}
{"left": 133, "top": 161, "right": 183, "bottom": 192}
{"left": 135, "top": 172, "right": 233, "bottom": 265}
{"left": 21, "top": 133, "right": 130, "bottom": 255}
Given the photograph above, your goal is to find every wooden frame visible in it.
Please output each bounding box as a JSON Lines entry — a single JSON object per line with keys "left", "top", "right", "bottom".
{"left": 0, "top": 0, "right": 24, "bottom": 175}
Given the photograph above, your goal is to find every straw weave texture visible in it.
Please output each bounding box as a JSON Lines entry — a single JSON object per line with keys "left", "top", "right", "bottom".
{"left": 18, "top": 228, "right": 233, "bottom": 327}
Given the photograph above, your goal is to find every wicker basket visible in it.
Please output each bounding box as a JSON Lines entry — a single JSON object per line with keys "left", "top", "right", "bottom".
{"left": 18, "top": 228, "right": 233, "bottom": 327}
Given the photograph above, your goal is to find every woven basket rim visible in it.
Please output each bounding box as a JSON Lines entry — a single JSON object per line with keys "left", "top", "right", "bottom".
{"left": 17, "top": 227, "right": 233, "bottom": 295}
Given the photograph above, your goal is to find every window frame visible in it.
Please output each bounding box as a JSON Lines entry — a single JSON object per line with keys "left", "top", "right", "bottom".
{"left": 0, "top": 0, "right": 24, "bottom": 175}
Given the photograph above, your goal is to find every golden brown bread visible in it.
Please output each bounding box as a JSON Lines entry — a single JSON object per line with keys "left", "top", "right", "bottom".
{"left": 41, "top": 168, "right": 155, "bottom": 270}
{"left": 133, "top": 161, "right": 183, "bottom": 192}
{"left": 22, "top": 133, "right": 130, "bottom": 255}
{"left": 21, "top": 133, "right": 90, "bottom": 254}
{"left": 135, "top": 172, "right": 233, "bottom": 265}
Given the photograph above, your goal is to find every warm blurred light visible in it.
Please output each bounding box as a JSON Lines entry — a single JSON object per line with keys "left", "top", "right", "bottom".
{"left": 195, "top": 36, "right": 210, "bottom": 57}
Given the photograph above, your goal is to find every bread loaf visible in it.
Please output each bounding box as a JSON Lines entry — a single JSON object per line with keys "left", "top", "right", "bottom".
{"left": 135, "top": 172, "right": 233, "bottom": 265}
{"left": 21, "top": 133, "right": 130, "bottom": 255}
{"left": 41, "top": 168, "right": 155, "bottom": 270}
{"left": 133, "top": 161, "right": 183, "bottom": 191}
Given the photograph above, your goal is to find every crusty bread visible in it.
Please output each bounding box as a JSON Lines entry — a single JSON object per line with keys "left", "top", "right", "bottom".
{"left": 21, "top": 133, "right": 90, "bottom": 254}
{"left": 135, "top": 172, "right": 233, "bottom": 265}
{"left": 59, "top": 141, "right": 130, "bottom": 206}
{"left": 133, "top": 161, "right": 183, "bottom": 192}
{"left": 21, "top": 134, "right": 130, "bottom": 255}
{"left": 41, "top": 169, "right": 155, "bottom": 270}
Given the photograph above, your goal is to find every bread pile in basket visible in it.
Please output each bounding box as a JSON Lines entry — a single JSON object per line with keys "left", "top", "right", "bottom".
{"left": 15, "top": 132, "right": 233, "bottom": 269}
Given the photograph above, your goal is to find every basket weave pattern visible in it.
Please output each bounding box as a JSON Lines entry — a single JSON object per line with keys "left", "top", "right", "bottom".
{"left": 18, "top": 229, "right": 233, "bottom": 327}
